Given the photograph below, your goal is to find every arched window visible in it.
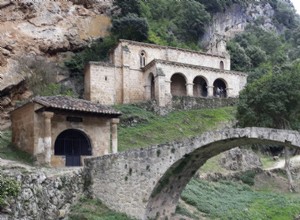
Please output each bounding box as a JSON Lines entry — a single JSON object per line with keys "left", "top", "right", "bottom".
{"left": 140, "top": 50, "right": 146, "bottom": 67}
{"left": 54, "top": 129, "right": 92, "bottom": 166}
{"left": 220, "top": 61, "right": 224, "bottom": 70}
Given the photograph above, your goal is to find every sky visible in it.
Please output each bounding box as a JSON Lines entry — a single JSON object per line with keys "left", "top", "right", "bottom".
{"left": 291, "top": 0, "right": 300, "bottom": 14}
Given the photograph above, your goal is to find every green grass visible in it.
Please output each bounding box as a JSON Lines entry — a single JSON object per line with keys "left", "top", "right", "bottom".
{"left": 116, "top": 105, "right": 236, "bottom": 151}
{"left": 0, "top": 130, "right": 34, "bottom": 164}
{"left": 199, "top": 154, "right": 228, "bottom": 174}
{"left": 68, "top": 198, "right": 136, "bottom": 220}
{"left": 179, "top": 178, "right": 300, "bottom": 220}
{"left": 260, "top": 154, "right": 277, "bottom": 169}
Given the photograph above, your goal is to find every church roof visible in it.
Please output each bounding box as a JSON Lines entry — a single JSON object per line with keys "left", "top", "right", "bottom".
{"left": 32, "top": 96, "right": 121, "bottom": 116}
{"left": 118, "top": 39, "right": 226, "bottom": 58}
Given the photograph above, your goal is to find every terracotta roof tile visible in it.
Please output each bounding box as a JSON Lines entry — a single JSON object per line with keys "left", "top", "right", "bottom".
{"left": 33, "top": 96, "right": 121, "bottom": 116}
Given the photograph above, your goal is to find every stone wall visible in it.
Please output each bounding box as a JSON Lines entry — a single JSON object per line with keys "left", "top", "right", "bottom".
{"left": 114, "top": 40, "right": 231, "bottom": 70}
{"left": 172, "top": 96, "right": 237, "bottom": 110}
{"left": 0, "top": 168, "right": 84, "bottom": 220}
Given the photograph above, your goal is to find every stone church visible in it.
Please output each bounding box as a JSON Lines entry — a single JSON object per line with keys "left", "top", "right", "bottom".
{"left": 84, "top": 39, "right": 247, "bottom": 107}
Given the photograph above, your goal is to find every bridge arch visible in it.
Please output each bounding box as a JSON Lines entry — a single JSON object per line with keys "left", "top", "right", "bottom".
{"left": 84, "top": 127, "right": 300, "bottom": 220}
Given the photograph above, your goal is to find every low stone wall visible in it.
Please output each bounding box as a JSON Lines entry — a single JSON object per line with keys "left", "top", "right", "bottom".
{"left": 131, "top": 97, "right": 237, "bottom": 116}
{"left": 171, "top": 96, "right": 237, "bottom": 110}
{"left": 0, "top": 168, "right": 84, "bottom": 220}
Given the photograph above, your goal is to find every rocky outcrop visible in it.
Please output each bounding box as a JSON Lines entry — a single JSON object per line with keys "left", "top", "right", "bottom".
{"left": 202, "top": 1, "right": 288, "bottom": 49}
{"left": 0, "top": 167, "right": 84, "bottom": 220}
{"left": 219, "top": 147, "right": 262, "bottom": 171}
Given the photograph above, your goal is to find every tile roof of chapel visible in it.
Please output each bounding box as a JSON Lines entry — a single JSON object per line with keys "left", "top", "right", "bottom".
{"left": 32, "top": 96, "right": 121, "bottom": 116}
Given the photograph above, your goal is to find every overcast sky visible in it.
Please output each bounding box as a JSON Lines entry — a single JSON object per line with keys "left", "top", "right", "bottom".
{"left": 290, "top": 0, "right": 300, "bottom": 14}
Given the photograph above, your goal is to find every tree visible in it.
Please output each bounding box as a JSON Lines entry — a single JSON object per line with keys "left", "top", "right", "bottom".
{"left": 113, "top": 0, "right": 141, "bottom": 17}
{"left": 237, "top": 61, "right": 300, "bottom": 191}
{"left": 175, "top": 0, "right": 210, "bottom": 41}
{"left": 227, "top": 41, "right": 251, "bottom": 71}
{"left": 111, "top": 14, "right": 149, "bottom": 42}
{"left": 245, "top": 46, "right": 267, "bottom": 67}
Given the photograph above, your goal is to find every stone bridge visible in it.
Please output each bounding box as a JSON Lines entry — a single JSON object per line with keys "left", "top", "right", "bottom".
{"left": 84, "top": 127, "right": 300, "bottom": 220}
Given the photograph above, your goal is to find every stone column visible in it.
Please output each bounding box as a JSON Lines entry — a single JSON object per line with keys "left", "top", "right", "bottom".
{"left": 155, "top": 75, "right": 166, "bottom": 107}
{"left": 226, "top": 88, "right": 232, "bottom": 97}
{"left": 165, "top": 80, "right": 171, "bottom": 95}
{"left": 111, "top": 118, "right": 120, "bottom": 153}
{"left": 42, "top": 111, "right": 54, "bottom": 165}
{"left": 207, "top": 86, "right": 214, "bottom": 97}
{"left": 164, "top": 80, "right": 172, "bottom": 105}
{"left": 186, "top": 83, "right": 194, "bottom": 96}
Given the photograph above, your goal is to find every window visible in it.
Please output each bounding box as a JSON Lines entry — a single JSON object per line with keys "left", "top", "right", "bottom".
{"left": 220, "top": 61, "right": 224, "bottom": 70}
{"left": 140, "top": 51, "right": 146, "bottom": 67}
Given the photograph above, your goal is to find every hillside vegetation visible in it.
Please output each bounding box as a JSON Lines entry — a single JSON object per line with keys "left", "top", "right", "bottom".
{"left": 115, "top": 105, "right": 235, "bottom": 151}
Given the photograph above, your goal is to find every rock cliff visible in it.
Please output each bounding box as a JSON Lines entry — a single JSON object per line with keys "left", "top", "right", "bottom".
{"left": 202, "top": 1, "right": 294, "bottom": 49}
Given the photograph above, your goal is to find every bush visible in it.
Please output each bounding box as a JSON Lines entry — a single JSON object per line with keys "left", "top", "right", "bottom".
{"left": 238, "top": 170, "right": 256, "bottom": 186}
{"left": 65, "top": 36, "right": 117, "bottom": 73}
{"left": 18, "top": 57, "right": 75, "bottom": 97}
{"left": 0, "top": 174, "right": 20, "bottom": 207}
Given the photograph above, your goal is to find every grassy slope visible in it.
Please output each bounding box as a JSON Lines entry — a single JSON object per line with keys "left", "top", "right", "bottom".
{"left": 68, "top": 198, "right": 135, "bottom": 220}
{"left": 116, "top": 105, "right": 236, "bottom": 151}
{"left": 179, "top": 179, "right": 300, "bottom": 220}
{"left": 0, "top": 130, "right": 34, "bottom": 164}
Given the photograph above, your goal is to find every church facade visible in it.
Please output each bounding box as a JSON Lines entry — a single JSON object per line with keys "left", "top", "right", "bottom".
{"left": 84, "top": 39, "right": 247, "bottom": 107}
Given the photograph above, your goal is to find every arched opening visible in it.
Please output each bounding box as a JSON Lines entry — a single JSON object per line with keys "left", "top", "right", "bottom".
{"left": 171, "top": 73, "right": 187, "bottom": 96}
{"left": 193, "top": 76, "right": 208, "bottom": 97}
{"left": 220, "top": 61, "right": 224, "bottom": 70}
{"left": 140, "top": 50, "right": 146, "bottom": 68}
{"left": 150, "top": 74, "right": 155, "bottom": 100}
{"left": 213, "top": 78, "right": 227, "bottom": 98}
{"left": 54, "top": 129, "right": 92, "bottom": 166}
{"left": 145, "top": 128, "right": 300, "bottom": 219}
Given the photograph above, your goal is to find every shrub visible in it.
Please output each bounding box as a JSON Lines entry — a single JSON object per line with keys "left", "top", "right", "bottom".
{"left": 0, "top": 174, "right": 20, "bottom": 207}
{"left": 18, "top": 57, "right": 75, "bottom": 97}
{"left": 65, "top": 36, "right": 117, "bottom": 73}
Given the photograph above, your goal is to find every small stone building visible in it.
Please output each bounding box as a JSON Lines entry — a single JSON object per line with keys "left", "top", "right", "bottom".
{"left": 84, "top": 39, "right": 247, "bottom": 107}
{"left": 10, "top": 96, "right": 121, "bottom": 167}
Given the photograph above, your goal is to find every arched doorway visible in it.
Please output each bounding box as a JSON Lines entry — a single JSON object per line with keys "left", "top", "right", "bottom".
{"left": 54, "top": 129, "right": 92, "bottom": 166}
{"left": 193, "top": 76, "right": 208, "bottom": 97}
{"left": 213, "top": 78, "right": 227, "bottom": 98}
{"left": 171, "top": 73, "right": 187, "bottom": 96}
{"left": 149, "top": 73, "right": 155, "bottom": 100}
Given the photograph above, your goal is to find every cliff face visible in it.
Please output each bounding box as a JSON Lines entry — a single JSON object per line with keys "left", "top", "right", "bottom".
{"left": 0, "top": 0, "right": 113, "bottom": 129}
{"left": 0, "top": 0, "right": 112, "bottom": 91}
{"left": 202, "top": 1, "right": 293, "bottom": 49}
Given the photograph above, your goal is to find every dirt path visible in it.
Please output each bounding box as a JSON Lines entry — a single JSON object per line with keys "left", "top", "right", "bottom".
{"left": 266, "top": 155, "right": 300, "bottom": 170}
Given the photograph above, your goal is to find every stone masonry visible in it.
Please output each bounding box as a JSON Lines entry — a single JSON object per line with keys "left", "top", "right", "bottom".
{"left": 84, "top": 127, "right": 300, "bottom": 220}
